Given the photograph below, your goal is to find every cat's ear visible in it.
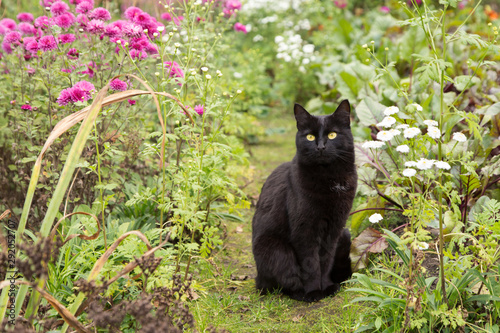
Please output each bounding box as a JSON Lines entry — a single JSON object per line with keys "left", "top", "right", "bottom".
{"left": 294, "top": 103, "right": 313, "bottom": 130}
{"left": 331, "top": 99, "right": 351, "bottom": 127}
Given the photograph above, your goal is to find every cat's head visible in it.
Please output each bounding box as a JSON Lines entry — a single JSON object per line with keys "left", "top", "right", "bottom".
{"left": 294, "top": 100, "right": 354, "bottom": 166}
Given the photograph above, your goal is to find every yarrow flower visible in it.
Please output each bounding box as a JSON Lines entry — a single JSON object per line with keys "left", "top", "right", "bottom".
{"left": 234, "top": 22, "right": 247, "bottom": 33}
{"left": 416, "top": 158, "right": 435, "bottom": 170}
{"left": 404, "top": 161, "right": 417, "bottom": 168}
{"left": 426, "top": 126, "right": 441, "bottom": 139}
{"left": 434, "top": 161, "right": 451, "bottom": 170}
{"left": 38, "top": 35, "right": 58, "bottom": 51}
{"left": 396, "top": 145, "right": 410, "bottom": 153}
{"left": 452, "top": 132, "right": 467, "bottom": 142}
{"left": 377, "top": 116, "right": 396, "bottom": 128}
{"left": 383, "top": 106, "right": 399, "bottom": 116}
{"left": 369, "top": 213, "right": 383, "bottom": 223}
{"left": 402, "top": 168, "right": 417, "bottom": 177}
{"left": 404, "top": 127, "right": 421, "bottom": 139}
{"left": 17, "top": 12, "right": 34, "bottom": 22}
{"left": 423, "top": 119, "right": 438, "bottom": 127}
{"left": 396, "top": 124, "right": 409, "bottom": 130}
{"left": 376, "top": 130, "right": 394, "bottom": 142}
{"left": 109, "top": 78, "right": 127, "bottom": 91}
{"left": 362, "top": 141, "right": 385, "bottom": 149}
{"left": 194, "top": 104, "right": 204, "bottom": 115}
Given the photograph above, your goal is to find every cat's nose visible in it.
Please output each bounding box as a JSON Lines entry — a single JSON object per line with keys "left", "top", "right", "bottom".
{"left": 317, "top": 141, "right": 325, "bottom": 151}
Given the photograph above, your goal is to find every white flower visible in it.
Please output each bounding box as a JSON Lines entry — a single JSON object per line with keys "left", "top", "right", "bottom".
{"left": 402, "top": 168, "right": 417, "bottom": 177}
{"left": 404, "top": 127, "right": 421, "bottom": 139}
{"left": 384, "top": 106, "right": 399, "bottom": 116}
{"left": 303, "top": 44, "right": 315, "bottom": 53}
{"left": 369, "top": 213, "right": 383, "bottom": 223}
{"left": 274, "top": 35, "right": 284, "bottom": 43}
{"left": 377, "top": 130, "right": 395, "bottom": 142}
{"left": 157, "top": 26, "right": 165, "bottom": 33}
{"left": 233, "top": 72, "right": 243, "bottom": 79}
{"left": 377, "top": 116, "right": 397, "bottom": 128}
{"left": 417, "top": 242, "right": 429, "bottom": 250}
{"left": 452, "top": 132, "right": 467, "bottom": 142}
{"left": 435, "top": 161, "right": 451, "bottom": 170}
{"left": 302, "top": 58, "right": 310, "bottom": 65}
{"left": 416, "top": 158, "right": 435, "bottom": 170}
{"left": 236, "top": 89, "right": 242, "bottom": 94}
{"left": 174, "top": 42, "right": 181, "bottom": 48}
{"left": 253, "top": 34, "right": 264, "bottom": 42}
{"left": 415, "top": 104, "right": 423, "bottom": 111}
{"left": 201, "top": 66, "right": 208, "bottom": 72}
{"left": 362, "top": 141, "right": 385, "bottom": 149}
{"left": 423, "top": 119, "right": 438, "bottom": 127}
{"left": 405, "top": 161, "right": 418, "bottom": 167}
{"left": 389, "top": 129, "right": 401, "bottom": 136}
{"left": 396, "top": 145, "right": 410, "bottom": 153}
{"left": 362, "top": 44, "right": 368, "bottom": 48}
{"left": 426, "top": 126, "right": 441, "bottom": 139}
{"left": 205, "top": 74, "right": 212, "bottom": 80}
{"left": 396, "top": 124, "right": 409, "bottom": 130}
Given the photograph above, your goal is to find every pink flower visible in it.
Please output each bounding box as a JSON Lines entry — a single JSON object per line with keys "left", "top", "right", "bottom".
{"left": 39, "top": 35, "right": 58, "bottom": 51}
{"left": 34, "top": 16, "right": 52, "bottom": 29}
{"left": 129, "top": 49, "right": 147, "bottom": 60}
{"left": 194, "top": 104, "right": 204, "bottom": 115}
{"left": 25, "top": 65, "right": 36, "bottom": 75}
{"left": 161, "top": 12, "right": 173, "bottom": 21}
{"left": 124, "top": 6, "right": 143, "bottom": 20}
{"left": 76, "top": 14, "right": 89, "bottom": 28}
{"left": 67, "top": 48, "right": 79, "bottom": 59}
{"left": 76, "top": 1, "right": 94, "bottom": 14}
{"left": 334, "top": 0, "right": 347, "bottom": 9}
{"left": 129, "top": 37, "right": 148, "bottom": 51}
{"left": 133, "top": 12, "right": 151, "bottom": 27}
{"left": 145, "top": 43, "right": 158, "bottom": 54}
{"left": 104, "top": 24, "right": 122, "bottom": 38}
{"left": 4, "top": 31, "right": 22, "bottom": 43}
{"left": 86, "top": 19, "right": 105, "bottom": 34}
{"left": 56, "top": 88, "right": 73, "bottom": 105}
{"left": 225, "top": 0, "right": 241, "bottom": 10}
{"left": 18, "top": 22, "right": 37, "bottom": 35}
{"left": 17, "top": 13, "right": 34, "bottom": 23}
{"left": 59, "top": 33, "right": 76, "bottom": 44}
{"left": 50, "top": 1, "right": 70, "bottom": 16}
{"left": 458, "top": 0, "right": 468, "bottom": 9}
{"left": 122, "top": 22, "right": 143, "bottom": 38}
{"left": 127, "top": 99, "right": 136, "bottom": 106}
{"left": 25, "top": 40, "right": 39, "bottom": 53}
{"left": 0, "top": 25, "right": 7, "bottom": 36}
{"left": 89, "top": 7, "right": 111, "bottom": 21}
{"left": 109, "top": 78, "right": 127, "bottom": 91}
{"left": 407, "top": 0, "right": 422, "bottom": 6}
{"left": 233, "top": 22, "right": 247, "bottom": 33}
{"left": 173, "top": 16, "right": 184, "bottom": 26}
{"left": 0, "top": 18, "right": 17, "bottom": 30}
{"left": 74, "top": 80, "right": 95, "bottom": 93}
{"left": 380, "top": 6, "right": 390, "bottom": 13}
{"left": 1, "top": 41, "right": 13, "bottom": 54}
{"left": 54, "top": 12, "right": 75, "bottom": 29}
{"left": 21, "top": 104, "right": 32, "bottom": 110}
{"left": 164, "top": 61, "right": 184, "bottom": 86}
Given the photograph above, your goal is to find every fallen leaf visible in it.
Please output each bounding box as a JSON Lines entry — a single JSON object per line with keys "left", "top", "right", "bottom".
{"left": 292, "top": 314, "right": 303, "bottom": 322}
{"left": 235, "top": 226, "right": 243, "bottom": 233}
{"left": 350, "top": 227, "right": 388, "bottom": 271}
{"left": 187, "top": 289, "right": 199, "bottom": 301}
{"left": 238, "top": 295, "right": 250, "bottom": 302}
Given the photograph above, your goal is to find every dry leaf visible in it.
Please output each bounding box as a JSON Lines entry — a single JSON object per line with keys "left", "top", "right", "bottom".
{"left": 292, "top": 314, "right": 303, "bottom": 322}
{"left": 235, "top": 226, "right": 243, "bottom": 233}
{"left": 350, "top": 227, "right": 388, "bottom": 271}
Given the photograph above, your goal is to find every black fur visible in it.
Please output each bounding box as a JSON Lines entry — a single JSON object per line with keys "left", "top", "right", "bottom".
{"left": 252, "top": 100, "right": 357, "bottom": 302}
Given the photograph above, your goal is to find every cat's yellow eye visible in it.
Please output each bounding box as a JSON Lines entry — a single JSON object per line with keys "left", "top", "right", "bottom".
{"left": 328, "top": 132, "right": 337, "bottom": 140}
{"left": 306, "top": 134, "right": 315, "bottom": 141}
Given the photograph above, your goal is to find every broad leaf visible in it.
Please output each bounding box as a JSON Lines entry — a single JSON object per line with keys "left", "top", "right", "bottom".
{"left": 351, "top": 227, "right": 388, "bottom": 271}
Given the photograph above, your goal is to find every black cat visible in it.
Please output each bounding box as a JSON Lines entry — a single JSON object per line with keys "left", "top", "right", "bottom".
{"left": 252, "top": 100, "right": 357, "bottom": 302}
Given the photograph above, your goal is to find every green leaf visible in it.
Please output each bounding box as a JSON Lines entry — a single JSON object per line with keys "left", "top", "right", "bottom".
{"left": 355, "top": 97, "right": 386, "bottom": 127}
{"left": 454, "top": 75, "right": 480, "bottom": 91}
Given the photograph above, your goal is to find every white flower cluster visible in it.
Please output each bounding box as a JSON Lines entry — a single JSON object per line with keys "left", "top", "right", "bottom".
{"left": 360, "top": 104, "right": 468, "bottom": 179}
{"left": 242, "top": 0, "right": 305, "bottom": 12}
{"left": 275, "top": 32, "right": 315, "bottom": 70}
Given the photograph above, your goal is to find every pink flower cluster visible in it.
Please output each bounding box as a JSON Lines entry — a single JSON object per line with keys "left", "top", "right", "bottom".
{"left": 56, "top": 80, "right": 95, "bottom": 106}
{"left": 164, "top": 61, "right": 184, "bottom": 86}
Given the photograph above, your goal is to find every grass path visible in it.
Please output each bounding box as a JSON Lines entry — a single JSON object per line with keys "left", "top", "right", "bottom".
{"left": 191, "top": 114, "right": 362, "bottom": 332}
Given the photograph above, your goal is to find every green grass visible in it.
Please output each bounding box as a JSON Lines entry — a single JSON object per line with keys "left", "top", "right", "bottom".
{"left": 190, "top": 113, "right": 364, "bottom": 332}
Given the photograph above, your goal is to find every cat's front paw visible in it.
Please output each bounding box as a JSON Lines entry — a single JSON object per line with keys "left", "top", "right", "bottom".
{"left": 322, "top": 283, "right": 340, "bottom": 298}
{"left": 301, "top": 290, "right": 324, "bottom": 302}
